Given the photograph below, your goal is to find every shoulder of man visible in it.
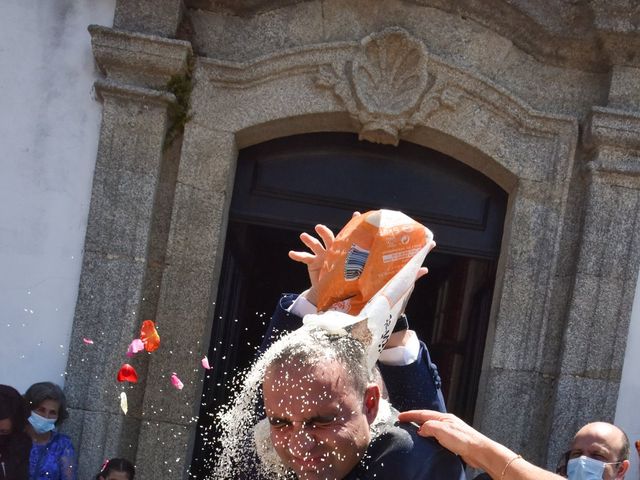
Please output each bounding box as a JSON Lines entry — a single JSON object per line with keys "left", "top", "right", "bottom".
{"left": 349, "top": 422, "right": 465, "bottom": 480}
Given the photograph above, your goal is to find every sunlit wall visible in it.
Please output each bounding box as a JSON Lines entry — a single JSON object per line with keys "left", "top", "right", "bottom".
{"left": 0, "top": 0, "right": 115, "bottom": 393}
{"left": 615, "top": 269, "right": 640, "bottom": 479}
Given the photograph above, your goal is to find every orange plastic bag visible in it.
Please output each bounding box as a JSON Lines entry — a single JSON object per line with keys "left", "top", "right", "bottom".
{"left": 316, "top": 210, "right": 433, "bottom": 315}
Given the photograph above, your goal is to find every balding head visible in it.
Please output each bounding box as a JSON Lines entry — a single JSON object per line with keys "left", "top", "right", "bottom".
{"left": 569, "top": 422, "right": 630, "bottom": 479}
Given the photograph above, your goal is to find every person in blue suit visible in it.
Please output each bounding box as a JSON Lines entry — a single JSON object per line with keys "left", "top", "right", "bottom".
{"left": 250, "top": 221, "right": 466, "bottom": 479}
{"left": 261, "top": 322, "right": 464, "bottom": 480}
{"left": 260, "top": 222, "right": 447, "bottom": 414}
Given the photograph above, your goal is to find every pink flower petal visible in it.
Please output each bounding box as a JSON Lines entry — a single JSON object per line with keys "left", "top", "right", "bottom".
{"left": 82, "top": 338, "right": 94, "bottom": 345}
{"left": 126, "top": 338, "right": 145, "bottom": 357}
{"left": 170, "top": 372, "right": 184, "bottom": 390}
{"left": 201, "top": 356, "right": 212, "bottom": 370}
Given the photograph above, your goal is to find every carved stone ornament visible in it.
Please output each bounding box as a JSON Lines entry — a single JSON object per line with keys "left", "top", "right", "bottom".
{"left": 317, "top": 27, "right": 460, "bottom": 146}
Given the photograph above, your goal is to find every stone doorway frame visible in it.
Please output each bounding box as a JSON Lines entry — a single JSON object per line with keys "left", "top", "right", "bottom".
{"left": 68, "top": 24, "right": 640, "bottom": 478}
{"left": 175, "top": 27, "right": 578, "bottom": 472}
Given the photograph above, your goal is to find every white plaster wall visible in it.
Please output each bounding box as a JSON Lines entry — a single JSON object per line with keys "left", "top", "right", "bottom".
{"left": 616, "top": 270, "right": 640, "bottom": 479}
{"left": 0, "top": 0, "right": 115, "bottom": 393}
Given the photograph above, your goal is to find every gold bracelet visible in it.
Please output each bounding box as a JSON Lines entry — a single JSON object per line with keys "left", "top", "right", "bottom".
{"left": 500, "top": 454, "right": 523, "bottom": 480}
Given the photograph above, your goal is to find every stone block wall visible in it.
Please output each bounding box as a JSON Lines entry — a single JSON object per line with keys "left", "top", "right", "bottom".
{"left": 64, "top": 1, "right": 640, "bottom": 477}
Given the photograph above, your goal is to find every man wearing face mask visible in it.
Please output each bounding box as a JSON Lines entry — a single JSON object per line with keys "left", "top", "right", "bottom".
{"left": 560, "top": 422, "right": 631, "bottom": 480}
{"left": 398, "top": 410, "right": 630, "bottom": 480}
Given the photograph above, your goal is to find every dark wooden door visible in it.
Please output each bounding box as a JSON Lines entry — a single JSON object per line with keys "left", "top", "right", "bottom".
{"left": 190, "top": 133, "right": 507, "bottom": 475}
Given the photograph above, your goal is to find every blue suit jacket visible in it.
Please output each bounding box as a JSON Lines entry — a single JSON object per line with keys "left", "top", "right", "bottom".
{"left": 346, "top": 421, "right": 465, "bottom": 480}
{"left": 255, "top": 294, "right": 465, "bottom": 479}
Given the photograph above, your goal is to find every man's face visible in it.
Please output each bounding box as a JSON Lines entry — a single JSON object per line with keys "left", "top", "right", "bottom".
{"left": 263, "top": 357, "right": 378, "bottom": 480}
{"left": 569, "top": 422, "right": 629, "bottom": 480}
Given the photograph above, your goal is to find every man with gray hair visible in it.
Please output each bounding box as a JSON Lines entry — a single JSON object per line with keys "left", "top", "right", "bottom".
{"left": 261, "top": 326, "right": 465, "bottom": 480}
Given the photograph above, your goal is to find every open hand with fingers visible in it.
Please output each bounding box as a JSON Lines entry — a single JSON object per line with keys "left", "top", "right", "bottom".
{"left": 398, "top": 410, "right": 565, "bottom": 480}
{"left": 398, "top": 410, "right": 488, "bottom": 468}
{"left": 288, "top": 212, "right": 431, "bottom": 308}
{"left": 288, "top": 223, "right": 336, "bottom": 306}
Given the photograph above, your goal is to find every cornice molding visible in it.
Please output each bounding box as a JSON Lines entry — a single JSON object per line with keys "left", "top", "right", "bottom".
{"left": 185, "top": 0, "right": 640, "bottom": 72}
{"left": 199, "top": 29, "right": 576, "bottom": 142}
{"left": 584, "top": 107, "right": 640, "bottom": 150}
{"left": 583, "top": 107, "right": 640, "bottom": 176}
{"left": 94, "top": 78, "right": 177, "bottom": 106}
{"left": 89, "top": 25, "right": 192, "bottom": 89}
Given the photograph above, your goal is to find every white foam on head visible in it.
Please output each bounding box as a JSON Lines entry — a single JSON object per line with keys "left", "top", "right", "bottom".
{"left": 212, "top": 325, "right": 394, "bottom": 479}
{"left": 212, "top": 326, "right": 324, "bottom": 478}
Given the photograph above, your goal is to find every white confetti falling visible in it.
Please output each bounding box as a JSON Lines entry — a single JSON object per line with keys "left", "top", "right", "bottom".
{"left": 120, "top": 392, "right": 128, "bottom": 415}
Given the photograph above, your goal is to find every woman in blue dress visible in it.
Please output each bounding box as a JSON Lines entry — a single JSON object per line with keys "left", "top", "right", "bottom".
{"left": 24, "top": 382, "right": 77, "bottom": 480}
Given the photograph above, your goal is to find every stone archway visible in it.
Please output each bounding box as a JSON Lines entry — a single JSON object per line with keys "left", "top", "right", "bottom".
{"left": 140, "top": 27, "right": 577, "bottom": 475}
{"left": 67, "top": 21, "right": 640, "bottom": 479}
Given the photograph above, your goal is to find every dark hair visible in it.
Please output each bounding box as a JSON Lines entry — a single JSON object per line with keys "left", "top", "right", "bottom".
{"left": 619, "top": 428, "right": 630, "bottom": 461}
{"left": 23, "top": 382, "right": 68, "bottom": 426}
{"left": 96, "top": 458, "right": 135, "bottom": 480}
{"left": 0, "top": 384, "right": 29, "bottom": 433}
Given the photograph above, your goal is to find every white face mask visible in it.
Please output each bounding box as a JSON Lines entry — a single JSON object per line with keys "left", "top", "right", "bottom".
{"left": 28, "top": 411, "right": 57, "bottom": 434}
{"left": 567, "top": 455, "right": 619, "bottom": 480}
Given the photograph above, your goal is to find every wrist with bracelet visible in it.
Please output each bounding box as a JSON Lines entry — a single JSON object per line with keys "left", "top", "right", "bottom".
{"left": 500, "top": 454, "right": 523, "bottom": 480}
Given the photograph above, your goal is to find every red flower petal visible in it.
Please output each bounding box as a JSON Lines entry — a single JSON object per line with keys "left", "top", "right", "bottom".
{"left": 117, "top": 363, "right": 138, "bottom": 383}
{"left": 140, "top": 320, "right": 160, "bottom": 352}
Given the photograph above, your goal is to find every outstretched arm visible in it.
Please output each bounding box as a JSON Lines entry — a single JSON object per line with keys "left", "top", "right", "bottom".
{"left": 398, "top": 410, "right": 564, "bottom": 480}
{"left": 260, "top": 223, "right": 336, "bottom": 352}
